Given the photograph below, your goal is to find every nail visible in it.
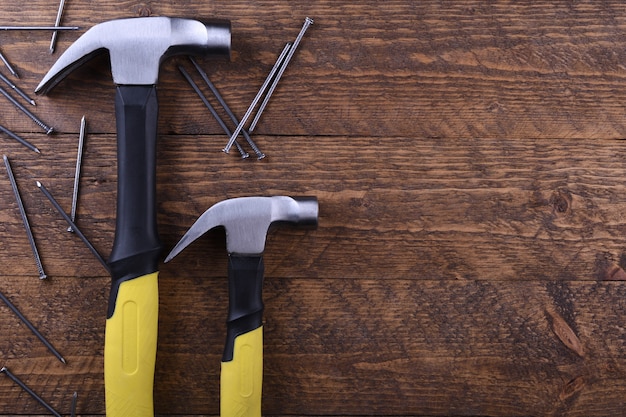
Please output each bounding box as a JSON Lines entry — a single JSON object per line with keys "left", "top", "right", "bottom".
{"left": 4, "top": 155, "right": 47, "bottom": 280}
{"left": 223, "top": 42, "right": 292, "bottom": 153}
{"left": 0, "top": 86, "right": 53, "bottom": 134}
{"left": 0, "top": 71, "right": 35, "bottom": 105}
{"left": 70, "top": 391, "right": 77, "bottom": 417}
{"left": 49, "top": 0, "right": 66, "bottom": 53}
{"left": 189, "top": 57, "right": 265, "bottom": 159}
{"left": 0, "top": 290, "right": 65, "bottom": 363}
{"left": 37, "top": 181, "right": 110, "bottom": 274}
{"left": 0, "top": 125, "right": 40, "bottom": 153}
{"left": 0, "top": 48, "right": 18, "bottom": 78}
{"left": 0, "top": 26, "right": 79, "bottom": 30}
{"left": 249, "top": 17, "right": 314, "bottom": 132}
{"left": 68, "top": 116, "right": 86, "bottom": 231}
{"left": 1, "top": 367, "right": 63, "bottom": 417}
{"left": 178, "top": 65, "right": 249, "bottom": 159}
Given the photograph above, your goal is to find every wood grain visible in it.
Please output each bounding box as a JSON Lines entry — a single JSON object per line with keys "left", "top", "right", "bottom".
{"left": 1, "top": 1, "right": 626, "bottom": 416}
{"left": 2, "top": 277, "right": 626, "bottom": 416}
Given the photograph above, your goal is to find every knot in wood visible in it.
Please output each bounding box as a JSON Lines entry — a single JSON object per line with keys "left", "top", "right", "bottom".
{"left": 550, "top": 189, "right": 572, "bottom": 214}
{"left": 559, "top": 376, "right": 586, "bottom": 401}
{"left": 134, "top": 3, "right": 153, "bottom": 17}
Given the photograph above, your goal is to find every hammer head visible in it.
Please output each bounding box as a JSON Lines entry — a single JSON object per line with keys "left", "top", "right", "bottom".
{"left": 35, "top": 16, "right": 230, "bottom": 94}
{"left": 165, "top": 196, "right": 318, "bottom": 260}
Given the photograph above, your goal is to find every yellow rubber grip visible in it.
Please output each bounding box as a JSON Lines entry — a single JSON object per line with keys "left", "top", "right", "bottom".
{"left": 104, "top": 272, "right": 158, "bottom": 417}
{"left": 221, "top": 326, "right": 263, "bottom": 417}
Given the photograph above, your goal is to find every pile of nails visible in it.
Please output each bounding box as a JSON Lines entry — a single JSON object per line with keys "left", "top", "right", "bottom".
{"left": 0, "top": 6, "right": 313, "bottom": 415}
{"left": 1, "top": 1, "right": 80, "bottom": 414}
{"left": 181, "top": 16, "right": 314, "bottom": 159}
{"left": 0, "top": 2, "right": 74, "bottom": 146}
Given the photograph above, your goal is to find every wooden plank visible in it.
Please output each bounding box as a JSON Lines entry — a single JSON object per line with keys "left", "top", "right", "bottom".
{"left": 1, "top": 277, "right": 626, "bottom": 415}
{"left": 3, "top": 135, "right": 626, "bottom": 281}
{"left": 1, "top": 2, "right": 626, "bottom": 138}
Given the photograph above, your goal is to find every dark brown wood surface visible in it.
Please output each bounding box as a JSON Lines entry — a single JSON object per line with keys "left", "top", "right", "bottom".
{"left": 1, "top": 1, "right": 626, "bottom": 416}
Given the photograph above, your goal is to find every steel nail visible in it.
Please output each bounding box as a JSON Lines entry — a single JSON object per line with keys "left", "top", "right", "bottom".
{"left": 49, "top": 0, "right": 66, "bottom": 53}
{"left": 0, "top": 125, "right": 40, "bottom": 153}
{"left": 223, "top": 42, "right": 292, "bottom": 153}
{"left": 249, "top": 17, "right": 314, "bottom": 132}
{"left": 68, "top": 116, "right": 86, "bottom": 231}
{"left": 178, "top": 65, "right": 249, "bottom": 159}
{"left": 3, "top": 155, "right": 47, "bottom": 280}
{"left": 0, "top": 71, "right": 35, "bottom": 105}
{"left": 0, "top": 367, "right": 63, "bottom": 417}
{"left": 0, "top": 86, "right": 53, "bottom": 134}
{"left": 0, "top": 289, "right": 65, "bottom": 363}
{"left": 0, "top": 26, "right": 79, "bottom": 30}
{"left": 0, "top": 48, "right": 18, "bottom": 78}
{"left": 70, "top": 391, "right": 77, "bottom": 417}
{"left": 189, "top": 57, "right": 265, "bottom": 159}
{"left": 37, "top": 181, "right": 110, "bottom": 273}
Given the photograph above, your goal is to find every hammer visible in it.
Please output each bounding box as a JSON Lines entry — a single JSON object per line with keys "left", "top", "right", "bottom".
{"left": 35, "top": 17, "right": 230, "bottom": 416}
{"left": 165, "top": 196, "right": 318, "bottom": 417}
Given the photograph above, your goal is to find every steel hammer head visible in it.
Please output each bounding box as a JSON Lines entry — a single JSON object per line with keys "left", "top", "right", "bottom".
{"left": 165, "top": 196, "right": 318, "bottom": 260}
{"left": 35, "top": 16, "right": 230, "bottom": 94}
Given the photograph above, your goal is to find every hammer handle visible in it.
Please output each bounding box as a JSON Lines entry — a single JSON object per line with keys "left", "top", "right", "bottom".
{"left": 108, "top": 85, "right": 161, "bottom": 281}
{"left": 221, "top": 255, "right": 265, "bottom": 417}
{"left": 105, "top": 272, "right": 158, "bottom": 416}
{"left": 105, "top": 85, "right": 162, "bottom": 416}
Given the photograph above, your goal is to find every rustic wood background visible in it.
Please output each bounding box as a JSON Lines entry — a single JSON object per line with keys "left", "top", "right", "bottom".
{"left": 1, "top": 1, "right": 626, "bottom": 416}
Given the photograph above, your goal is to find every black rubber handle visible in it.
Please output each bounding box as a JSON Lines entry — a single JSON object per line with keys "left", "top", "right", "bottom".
{"left": 223, "top": 254, "right": 264, "bottom": 362}
{"left": 107, "top": 85, "right": 162, "bottom": 313}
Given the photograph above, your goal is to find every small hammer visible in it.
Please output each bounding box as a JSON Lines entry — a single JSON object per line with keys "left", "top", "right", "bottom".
{"left": 35, "top": 17, "right": 230, "bottom": 416}
{"left": 165, "top": 196, "right": 318, "bottom": 417}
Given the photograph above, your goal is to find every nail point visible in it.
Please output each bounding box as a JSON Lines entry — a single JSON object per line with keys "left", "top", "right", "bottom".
{"left": 71, "top": 391, "right": 77, "bottom": 417}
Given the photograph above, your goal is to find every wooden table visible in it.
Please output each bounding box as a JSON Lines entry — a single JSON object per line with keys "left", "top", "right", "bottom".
{"left": 1, "top": 1, "right": 626, "bottom": 416}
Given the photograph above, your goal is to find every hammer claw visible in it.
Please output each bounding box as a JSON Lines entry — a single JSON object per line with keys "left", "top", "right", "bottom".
{"left": 165, "top": 196, "right": 318, "bottom": 261}
{"left": 36, "top": 17, "right": 230, "bottom": 94}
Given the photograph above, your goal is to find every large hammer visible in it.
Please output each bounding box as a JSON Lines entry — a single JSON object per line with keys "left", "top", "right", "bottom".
{"left": 35, "top": 17, "right": 230, "bottom": 416}
{"left": 165, "top": 196, "right": 318, "bottom": 417}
